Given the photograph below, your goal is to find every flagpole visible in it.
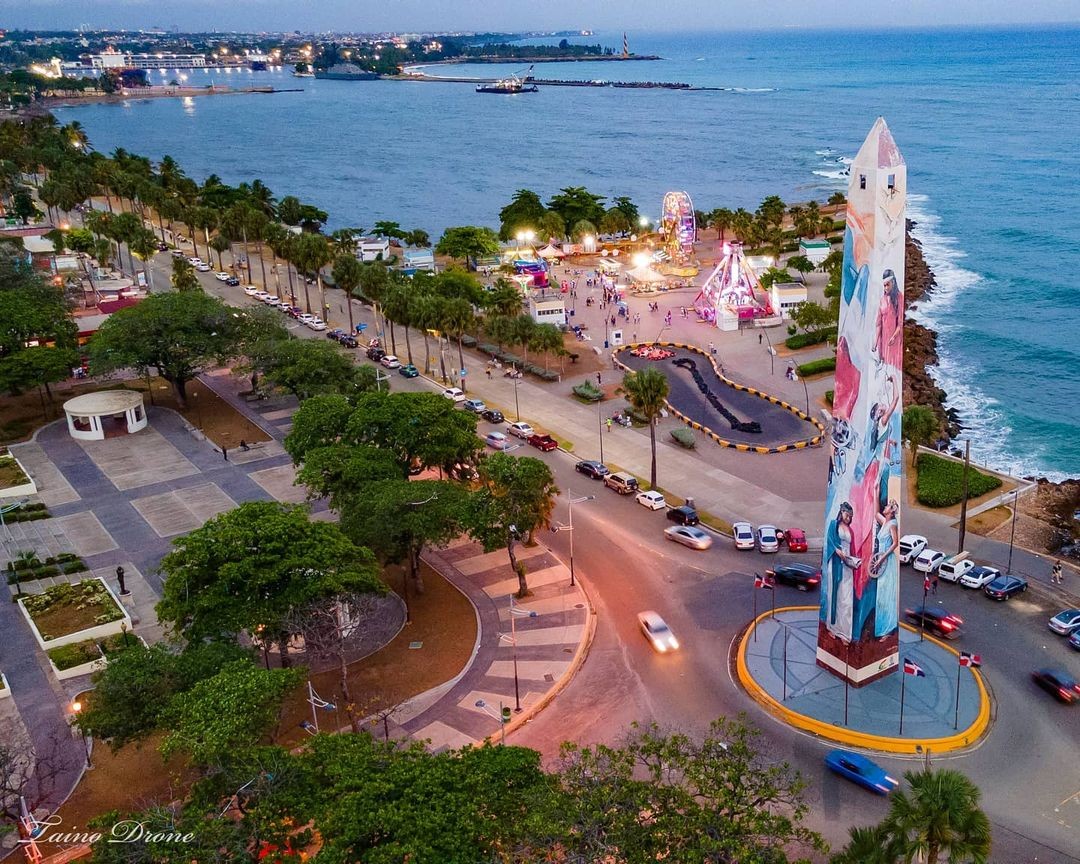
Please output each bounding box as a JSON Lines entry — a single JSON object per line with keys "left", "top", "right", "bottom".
{"left": 782, "top": 623, "right": 788, "bottom": 701}
{"left": 752, "top": 574, "right": 758, "bottom": 642}
{"left": 899, "top": 667, "right": 907, "bottom": 735}
{"left": 920, "top": 576, "right": 928, "bottom": 641}
{"left": 954, "top": 659, "right": 962, "bottom": 730}
{"left": 843, "top": 641, "right": 850, "bottom": 725}
{"left": 771, "top": 579, "right": 776, "bottom": 619}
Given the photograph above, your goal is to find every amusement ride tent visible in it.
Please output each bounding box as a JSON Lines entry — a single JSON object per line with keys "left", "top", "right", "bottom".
{"left": 693, "top": 242, "right": 774, "bottom": 323}
{"left": 626, "top": 264, "right": 667, "bottom": 284}
{"left": 537, "top": 244, "right": 566, "bottom": 259}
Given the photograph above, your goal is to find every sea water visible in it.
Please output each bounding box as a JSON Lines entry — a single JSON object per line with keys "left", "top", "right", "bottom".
{"left": 54, "top": 26, "right": 1080, "bottom": 480}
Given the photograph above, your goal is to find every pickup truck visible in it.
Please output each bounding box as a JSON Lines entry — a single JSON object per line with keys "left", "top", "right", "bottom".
{"left": 527, "top": 433, "right": 558, "bottom": 452}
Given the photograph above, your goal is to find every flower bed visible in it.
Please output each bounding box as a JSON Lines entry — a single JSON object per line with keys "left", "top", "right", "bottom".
{"left": 18, "top": 577, "right": 131, "bottom": 650}
{"left": 46, "top": 630, "right": 143, "bottom": 680}
{"left": 0, "top": 455, "right": 37, "bottom": 499}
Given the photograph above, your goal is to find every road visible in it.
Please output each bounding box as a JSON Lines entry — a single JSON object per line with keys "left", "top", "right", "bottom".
{"left": 124, "top": 241, "right": 1080, "bottom": 861}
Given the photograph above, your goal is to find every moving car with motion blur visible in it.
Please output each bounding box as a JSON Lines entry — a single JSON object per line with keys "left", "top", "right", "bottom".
{"left": 769, "top": 563, "right": 821, "bottom": 592}
{"left": 637, "top": 610, "right": 680, "bottom": 653}
{"left": 904, "top": 606, "right": 963, "bottom": 639}
{"left": 663, "top": 525, "right": 712, "bottom": 550}
{"left": 1031, "top": 668, "right": 1080, "bottom": 704}
{"left": 824, "top": 750, "right": 899, "bottom": 794}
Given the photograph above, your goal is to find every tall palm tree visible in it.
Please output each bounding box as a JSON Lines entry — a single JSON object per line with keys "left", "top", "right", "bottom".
{"left": 293, "top": 232, "right": 332, "bottom": 320}
{"left": 265, "top": 224, "right": 293, "bottom": 304}
{"left": 830, "top": 825, "right": 900, "bottom": 864}
{"left": 731, "top": 208, "right": 754, "bottom": 243}
{"left": 709, "top": 207, "right": 734, "bottom": 241}
{"left": 209, "top": 234, "right": 230, "bottom": 271}
{"left": 881, "top": 769, "right": 992, "bottom": 864}
{"left": 485, "top": 279, "right": 524, "bottom": 318}
{"left": 129, "top": 228, "right": 160, "bottom": 290}
{"left": 411, "top": 294, "right": 439, "bottom": 375}
{"left": 382, "top": 281, "right": 412, "bottom": 362}
{"left": 618, "top": 367, "right": 670, "bottom": 489}
{"left": 357, "top": 261, "right": 390, "bottom": 342}
{"left": 440, "top": 297, "right": 476, "bottom": 389}
{"left": 331, "top": 252, "right": 363, "bottom": 333}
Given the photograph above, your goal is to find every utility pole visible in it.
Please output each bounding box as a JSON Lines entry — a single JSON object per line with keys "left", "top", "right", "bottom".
{"left": 957, "top": 439, "right": 971, "bottom": 553}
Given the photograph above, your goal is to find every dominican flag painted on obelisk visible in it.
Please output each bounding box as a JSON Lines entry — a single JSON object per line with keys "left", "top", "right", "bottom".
{"left": 816, "top": 118, "right": 906, "bottom": 687}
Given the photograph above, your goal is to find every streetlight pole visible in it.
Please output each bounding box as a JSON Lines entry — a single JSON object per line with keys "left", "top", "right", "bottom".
{"left": 513, "top": 377, "right": 521, "bottom": 422}
{"left": 597, "top": 399, "right": 604, "bottom": 464}
{"left": 761, "top": 327, "right": 775, "bottom": 375}
{"left": 504, "top": 595, "right": 537, "bottom": 712}
{"left": 70, "top": 700, "right": 92, "bottom": 768}
{"left": 1006, "top": 488, "right": 1019, "bottom": 574}
{"left": 553, "top": 491, "right": 594, "bottom": 588}
{"left": 800, "top": 374, "right": 810, "bottom": 415}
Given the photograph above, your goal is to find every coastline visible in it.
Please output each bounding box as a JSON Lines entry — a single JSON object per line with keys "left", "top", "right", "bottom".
{"left": 403, "top": 55, "right": 661, "bottom": 68}
{"left": 22, "top": 85, "right": 298, "bottom": 114}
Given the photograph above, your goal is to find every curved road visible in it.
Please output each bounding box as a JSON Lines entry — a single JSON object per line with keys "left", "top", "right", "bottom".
{"left": 513, "top": 448, "right": 1080, "bottom": 863}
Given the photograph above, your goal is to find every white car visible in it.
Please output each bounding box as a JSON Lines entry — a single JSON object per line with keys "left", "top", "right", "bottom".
{"left": 898, "top": 534, "right": 927, "bottom": 565}
{"left": 937, "top": 557, "right": 975, "bottom": 583}
{"left": 262, "top": 295, "right": 281, "bottom": 306}
{"left": 636, "top": 490, "right": 667, "bottom": 511}
{"left": 664, "top": 525, "right": 713, "bottom": 550}
{"left": 1048, "top": 609, "right": 1080, "bottom": 636}
{"left": 959, "top": 565, "right": 1001, "bottom": 589}
{"left": 171, "top": 249, "right": 185, "bottom": 258}
{"left": 757, "top": 524, "right": 781, "bottom": 553}
{"left": 733, "top": 521, "right": 755, "bottom": 550}
{"left": 485, "top": 431, "right": 508, "bottom": 450}
{"left": 307, "top": 318, "right": 327, "bottom": 331}
{"left": 380, "top": 355, "right": 401, "bottom": 369}
{"left": 297, "top": 313, "right": 316, "bottom": 325}
{"left": 243, "top": 285, "right": 262, "bottom": 296}
{"left": 507, "top": 422, "right": 534, "bottom": 439}
{"left": 637, "top": 610, "right": 679, "bottom": 653}
{"left": 252, "top": 290, "right": 271, "bottom": 302}
{"left": 912, "top": 549, "right": 946, "bottom": 574}
{"left": 187, "top": 256, "right": 203, "bottom": 266}
{"left": 441, "top": 387, "right": 466, "bottom": 402}
{"left": 214, "top": 272, "right": 230, "bottom": 282}
{"left": 194, "top": 262, "right": 212, "bottom": 272}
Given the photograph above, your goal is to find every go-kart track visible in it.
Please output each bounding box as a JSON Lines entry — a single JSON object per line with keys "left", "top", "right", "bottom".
{"left": 616, "top": 344, "right": 824, "bottom": 451}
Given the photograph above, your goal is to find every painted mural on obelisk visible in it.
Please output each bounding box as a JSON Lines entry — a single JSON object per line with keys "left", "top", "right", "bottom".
{"left": 817, "top": 117, "right": 905, "bottom": 687}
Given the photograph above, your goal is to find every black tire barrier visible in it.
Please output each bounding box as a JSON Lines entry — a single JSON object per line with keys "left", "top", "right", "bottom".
{"left": 672, "top": 357, "right": 762, "bottom": 433}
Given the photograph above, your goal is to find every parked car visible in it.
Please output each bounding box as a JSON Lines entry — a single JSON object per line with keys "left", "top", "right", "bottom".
{"left": 637, "top": 610, "right": 679, "bottom": 653}
{"left": 604, "top": 472, "right": 639, "bottom": 495}
{"left": 912, "top": 549, "right": 946, "bottom": 574}
{"left": 959, "top": 565, "right": 1000, "bottom": 589}
{"left": 485, "top": 431, "right": 509, "bottom": 450}
{"left": 441, "top": 387, "right": 466, "bottom": 402}
{"left": 528, "top": 433, "right": 558, "bottom": 452}
{"left": 1031, "top": 668, "right": 1080, "bottom": 704}
{"left": 398, "top": 364, "right": 419, "bottom": 378}
{"left": 637, "top": 490, "right": 667, "bottom": 511}
{"left": 339, "top": 335, "right": 358, "bottom": 349}
{"left": 904, "top": 606, "right": 963, "bottom": 638}
{"left": 380, "top": 354, "right": 401, "bottom": 369}
{"left": 783, "top": 528, "right": 808, "bottom": 553}
{"left": 733, "top": 521, "right": 755, "bottom": 550}
{"left": 243, "top": 285, "right": 262, "bottom": 296}
{"left": 262, "top": 295, "right": 281, "bottom": 306}
{"left": 366, "top": 346, "right": 386, "bottom": 362}
{"left": 984, "top": 574, "right": 1028, "bottom": 600}
{"left": 327, "top": 328, "right": 346, "bottom": 341}
{"left": 195, "top": 262, "right": 212, "bottom": 272}
{"left": 769, "top": 563, "right": 821, "bottom": 591}
{"left": 937, "top": 556, "right": 975, "bottom": 583}
{"left": 171, "top": 249, "right": 185, "bottom": 258}
{"left": 214, "top": 271, "right": 230, "bottom": 282}
{"left": 757, "top": 525, "right": 781, "bottom": 553}
{"left": 187, "top": 256, "right": 203, "bottom": 266}
{"left": 824, "top": 750, "right": 898, "bottom": 795}
{"left": 225, "top": 276, "right": 241, "bottom": 286}
{"left": 664, "top": 525, "right": 712, "bottom": 550}
{"left": 575, "top": 460, "right": 609, "bottom": 480}
{"left": 252, "top": 291, "right": 271, "bottom": 302}
{"left": 1048, "top": 609, "right": 1080, "bottom": 636}
{"left": 298, "top": 313, "right": 316, "bottom": 325}
{"left": 507, "top": 422, "right": 534, "bottom": 439}
{"left": 666, "top": 505, "right": 699, "bottom": 526}
{"left": 898, "top": 534, "right": 927, "bottom": 565}
{"left": 480, "top": 408, "right": 504, "bottom": 423}
{"left": 461, "top": 398, "right": 486, "bottom": 413}
{"left": 1070, "top": 630, "right": 1080, "bottom": 651}
{"left": 306, "top": 318, "right": 327, "bottom": 331}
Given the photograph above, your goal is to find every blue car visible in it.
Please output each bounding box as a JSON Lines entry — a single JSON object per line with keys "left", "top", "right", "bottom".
{"left": 824, "top": 750, "right": 899, "bottom": 795}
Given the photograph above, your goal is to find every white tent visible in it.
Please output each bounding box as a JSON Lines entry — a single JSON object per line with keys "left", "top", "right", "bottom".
{"left": 537, "top": 244, "right": 566, "bottom": 259}
{"left": 626, "top": 264, "right": 666, "bottom": 284}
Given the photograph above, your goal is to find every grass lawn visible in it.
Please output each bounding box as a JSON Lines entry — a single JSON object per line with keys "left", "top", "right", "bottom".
{"left": 0, "top": 455, "right": 30, "bottom": 488}
{"left": 23, "top": 580, "right": 124, "bottom": 640}
{"left": 967, "top": 505, "right": 1014, "bottom": 536}
{"left": 915, "top": 452, "right": 1004, "bottom": 508}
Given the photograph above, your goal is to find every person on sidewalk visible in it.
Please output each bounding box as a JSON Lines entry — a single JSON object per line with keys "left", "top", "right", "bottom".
{"left": 1051, "top": 560, "right": 1063, "bottom": 584}
{"left": 931, "top": 574, "right": 939, "bottom": 595}
{"left": 606, "top": 418, "right": 613, "bottom": 432}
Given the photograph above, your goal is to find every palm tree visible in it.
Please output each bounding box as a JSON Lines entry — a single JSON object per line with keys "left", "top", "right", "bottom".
{"left": 830, "top": 825, "right": 900, "bottom": 864}
{"left": 709, "top": 207, "right": 734, "bottom": 241}
{"left": 618, "top": 367, "right": 669, "bottom": 489}
{"left": 440, "top": 297, "right": 476, "bottom": 389}
{"left": 880, "top": 769, "right": 991, "bottom": 864}
{"left": 129, "top": 228, "right": 159, "bottom": 290}
{"left": 805, "top": 200, "right": 823, "bottom": 237}
{"left": 357, "top": 261, "right": 390, "bottom": 340}
{"left": 382, "top": 281, "right": 412, "bottom": 362}
{"left": 731, "top": 208, "right": 754, "bottom": 243}
{"left": 531, "top": 322, "right": 563, "bottom": 372}
{"left": 293, "top": 231, "right": 332, "bottom": 320}
{"left": 411, "top": 293, "right": 440, "bottom": 375}
{"left": 331, "top": 252, "right": 363, "bottom": 333}
{"left": 485, "top": 280, "right": 524, "bottom": 319}
{"left": 209, "top": 234, "right": 230, "bottom": 271}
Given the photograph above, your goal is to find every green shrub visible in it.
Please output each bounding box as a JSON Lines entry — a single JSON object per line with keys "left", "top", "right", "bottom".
{"left": 785, "top": 327, "right": 837, "bottom": 350}
{"left": 460, "top": 335, "right": 477, "bottom": 348}
{"left": 61, "top": 561, "right": 86, "bottom": 575}
{"left": 100, "top": 631, "right": 140, "bottom": 657}
{"left": 572, "top": 381, "right": 603, "bottom": 402}
{"left": 915, "top": 453, "right": 1003, "bottom": 508}
{"left": 825, "top": 390, "right": 834, "bottom": 406}
{"left": 796, "top": 357, "right": 837, "bottom": 377}
{"left": 48, "top": 639, "right": 103, "bottom": 671}
{"left": 670, "top": 428, "right": 696, "bottom": 449}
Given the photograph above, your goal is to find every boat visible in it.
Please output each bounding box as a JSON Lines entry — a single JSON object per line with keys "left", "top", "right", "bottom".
{"left": 476, "top": 65, "right": 538, "bottom": 94}
{"left": 314, "top": 63, "right": 379, "bottom": 81}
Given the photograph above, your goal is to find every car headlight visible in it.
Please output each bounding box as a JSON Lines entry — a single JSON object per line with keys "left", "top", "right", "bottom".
{"left": 669, "top": 638, "right": 679, "bottom": 649}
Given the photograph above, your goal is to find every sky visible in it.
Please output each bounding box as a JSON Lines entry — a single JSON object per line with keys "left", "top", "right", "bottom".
{"left": 2, "top": 0, "right": 1078, "bottom": 33}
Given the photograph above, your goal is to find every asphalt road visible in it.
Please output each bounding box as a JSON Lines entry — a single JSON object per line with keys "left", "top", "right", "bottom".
{"left": 137, "top": 245, "right": 1080, "bottom": 862}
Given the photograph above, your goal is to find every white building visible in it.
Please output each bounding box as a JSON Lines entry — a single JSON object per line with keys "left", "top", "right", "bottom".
{"left": 403, "top": 248, "right": 435, "bottom": 272}
{"left": 799, "top": 238, "right": 832, "bottom": 266}
{"left": 85, "top": 48, "right": 208, "bottom": 71}
{"left": 770, "top": 282, "right": 808, "bottom": 320}
{"left": 357, "top": 236, "right": 390, "bottom": 262}
{"left": 529, "top": 297, "right": 567, "bottom": 327}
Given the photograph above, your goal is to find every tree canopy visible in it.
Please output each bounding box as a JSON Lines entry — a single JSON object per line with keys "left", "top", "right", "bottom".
{"left": 546, "top": 185, "right": 606, "bottom": 229}
{"left": 435, "top": 225, "right": 500, "bottom": 264}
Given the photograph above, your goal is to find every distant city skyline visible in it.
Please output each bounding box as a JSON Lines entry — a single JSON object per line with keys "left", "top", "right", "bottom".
{"left": 4, "top": 0, "right": 1080, "bottom": 34}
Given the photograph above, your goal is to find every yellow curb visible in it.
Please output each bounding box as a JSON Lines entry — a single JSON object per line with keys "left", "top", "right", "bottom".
{"left": 736, "top": 605, "right": 991, "bottom": 754}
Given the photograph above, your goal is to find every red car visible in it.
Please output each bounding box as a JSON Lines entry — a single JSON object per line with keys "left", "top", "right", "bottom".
{"left": 782, "top": 528, "right": 808, "bottom": 553}
{"left": 527, "top": 433, "right": 558, "bottom": 452}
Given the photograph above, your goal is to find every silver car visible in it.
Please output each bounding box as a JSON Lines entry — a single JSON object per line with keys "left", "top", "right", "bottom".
{"left": 664, "top": 525, "right": 713, "bottom": 550}
{"left": 637, "top": 610, "right": 679, "bottom": 653}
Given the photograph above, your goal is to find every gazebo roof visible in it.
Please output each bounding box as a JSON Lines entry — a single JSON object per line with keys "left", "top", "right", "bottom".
{"left": 64, "top": 390, "right": 144, "bottom": 415}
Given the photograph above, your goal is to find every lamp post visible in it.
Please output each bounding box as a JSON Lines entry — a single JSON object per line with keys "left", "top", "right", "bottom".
{"left": 597, "top": 399, "right": 605, "bottom": 464}
{"left": 761, "top": 327, "right": 775, "bottom": 375}
{"left": 70, "top": 700, "right": 92, "bottom": 769}
{"left": 503, "top": 595, "right": 538, "bottom": 711}
{"left": 800, "top": 373, "right": 810, "bottom": 415}
{"left": 513, "top": 376, "right": 521, "bottom": 422}
{"left": 552, "top": 490, "right": 594, "bottom": 587}
{"left": 1006, "top": 488, "right": 1019, "bottom": 574}
{"left": 474, "top": 699, "right": 509, "bottom": 745}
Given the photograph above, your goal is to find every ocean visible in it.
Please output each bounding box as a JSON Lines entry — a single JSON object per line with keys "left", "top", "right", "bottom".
{"left": 53, "top": 26, "right": 1080, "bottom": 481}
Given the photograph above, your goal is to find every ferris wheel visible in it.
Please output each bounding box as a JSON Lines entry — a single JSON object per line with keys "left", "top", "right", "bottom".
{"left": 661, "top": 191, "right": 696, "bottom": 262}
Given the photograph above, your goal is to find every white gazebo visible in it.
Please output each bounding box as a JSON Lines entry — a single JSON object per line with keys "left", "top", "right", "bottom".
{"left": 63, "top": 390, "right": 147, "bottom": 441}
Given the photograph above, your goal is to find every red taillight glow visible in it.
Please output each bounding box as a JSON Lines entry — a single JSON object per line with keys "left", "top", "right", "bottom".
{"left": 941, "top": 621, "right": 954, "bottom": 630}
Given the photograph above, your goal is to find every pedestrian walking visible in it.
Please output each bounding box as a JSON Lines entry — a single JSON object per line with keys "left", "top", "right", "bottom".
{"left": 931, "top": 574, "right": 939, "bottom": 595}
{"left": 708, "top": 341, "right": 714, "bottom": 355}
{"left": 758, "top": 333, "right": 763, "bottom": 345}
{"left": 486, "top": 368, "right": 492, "bottom": 379}
{"left": 606, "top": 418, "right": 613, "bottom": 432}
{"left": 1051, "top": 560, "right": 1064, "bottom": 584}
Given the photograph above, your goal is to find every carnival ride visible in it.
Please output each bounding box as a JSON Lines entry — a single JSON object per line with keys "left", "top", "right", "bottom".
{"left": 693, "top": 242, "right": 774, "bottom": 325}
{"left": 659, "top": 191, "right": 699, "bottom": 276}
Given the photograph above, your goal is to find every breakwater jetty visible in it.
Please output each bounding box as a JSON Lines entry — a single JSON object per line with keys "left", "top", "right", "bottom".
{"left": 395, "top": 73, "right": 729, "bottom": 91}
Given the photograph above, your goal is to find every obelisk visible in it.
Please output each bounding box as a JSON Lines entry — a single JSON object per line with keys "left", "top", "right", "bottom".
{"left": 816, "top": 117, "right": 906, "bottom": 687}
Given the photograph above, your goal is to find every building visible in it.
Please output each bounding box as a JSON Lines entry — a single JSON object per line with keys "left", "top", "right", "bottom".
{"left": 402, "top": 248, "right": 435, "bottom": 272}
{"left": 817, "top": 117, "right": 906, "bottom": 687}
{"left": 799, "top": 238, "right": 832, "bottom": 266}
{"left": 83, "top": 48, "right": 208, "bottom": 71}
{"left": 357, "top": 236, "right": 390, "bottom": 262}
{"left": 770, "top": 282, "right": 808, "bottom": 319}
{"left": 529, "top": 296, "right": 567, "bottom": 327}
